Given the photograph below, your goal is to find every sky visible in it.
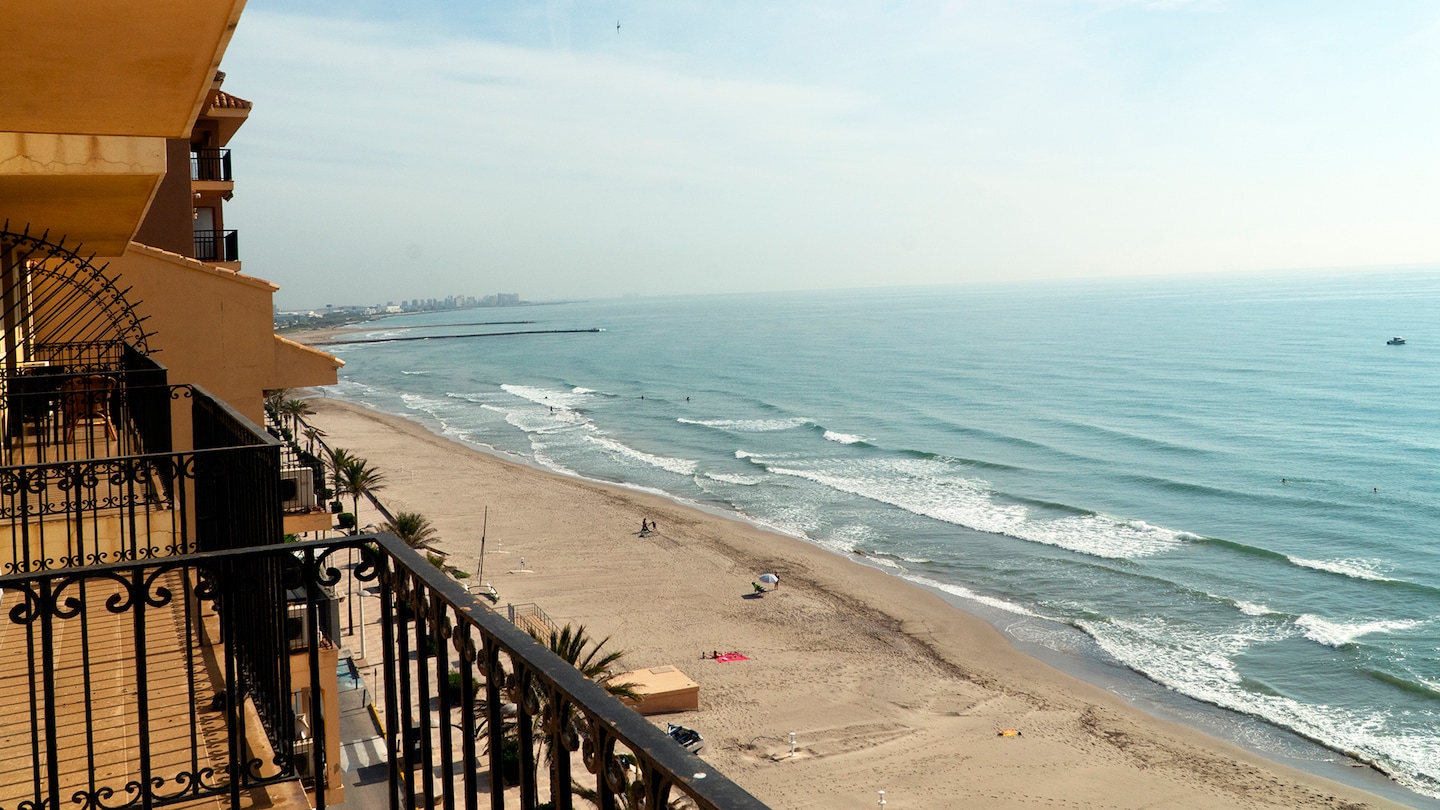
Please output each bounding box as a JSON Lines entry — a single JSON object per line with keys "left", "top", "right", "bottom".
{"left": 220, "top": 1, "right": 1440, "bottom": 309}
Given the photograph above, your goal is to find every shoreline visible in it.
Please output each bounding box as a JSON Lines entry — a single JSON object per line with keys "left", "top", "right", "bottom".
{"left": 303, "top": 395, "right": 1423, "bottom": 809}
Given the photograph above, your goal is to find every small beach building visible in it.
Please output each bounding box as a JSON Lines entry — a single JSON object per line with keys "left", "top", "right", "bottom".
{"left": 618, "top": 665, "right": 702, "bottom": 714}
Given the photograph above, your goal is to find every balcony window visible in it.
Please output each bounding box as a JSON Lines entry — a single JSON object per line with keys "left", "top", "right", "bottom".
{"left": 190, "top": 147, "right": 233, "bottom": 181}
{"left": 194, "top": 229, "right": 240, "bottom": 262}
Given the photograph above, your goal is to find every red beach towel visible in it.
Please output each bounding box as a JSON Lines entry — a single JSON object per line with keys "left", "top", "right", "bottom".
{"left": 715, "top": 652, "right": 749, "bottom": 663}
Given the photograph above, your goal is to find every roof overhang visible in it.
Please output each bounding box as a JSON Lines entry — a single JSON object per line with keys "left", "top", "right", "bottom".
{"left": 209, "top": 107, "right": 251, "bottom": 148}
{"left": 0, "top": 133, "right": 166, "bottom": 256}
{"left": 0, "top": 0, "right": 248, "bottom": 138}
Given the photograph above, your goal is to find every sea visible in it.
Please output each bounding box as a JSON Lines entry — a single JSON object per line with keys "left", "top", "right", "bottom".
{"left": 321, "top": 270, "right": 1440, "bottom": 805}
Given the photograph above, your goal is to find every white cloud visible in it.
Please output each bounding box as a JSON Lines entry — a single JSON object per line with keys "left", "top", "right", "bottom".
{"left": 221, "top": 5, "right": 1440, "bottom": 307}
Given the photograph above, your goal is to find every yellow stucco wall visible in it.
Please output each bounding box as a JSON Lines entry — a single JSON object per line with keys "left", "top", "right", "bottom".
{"left": 290, "top": 643, "right": 344, "bottom": 803}
{"left": 0, "top": 0, "right": 247, "bottom": 138}
{"left": 0, "top": 133, "right": 167, "bottom": 256}
{"left": 108, "top": 243, "right": 339, "bottom": 423}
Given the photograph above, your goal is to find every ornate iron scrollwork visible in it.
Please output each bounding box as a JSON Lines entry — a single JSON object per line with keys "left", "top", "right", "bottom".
{"left": 0, "top": 224, "right": 156, "bottom": 354}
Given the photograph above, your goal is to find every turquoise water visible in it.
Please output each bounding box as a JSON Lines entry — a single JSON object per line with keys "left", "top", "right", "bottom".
{"left": 325, "top": 271, "right": 1440, "bottom": 802}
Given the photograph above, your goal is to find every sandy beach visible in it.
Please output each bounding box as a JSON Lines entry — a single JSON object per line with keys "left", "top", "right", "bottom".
{"left": 305, "top": 396, "right": 1410, "bottom": 810}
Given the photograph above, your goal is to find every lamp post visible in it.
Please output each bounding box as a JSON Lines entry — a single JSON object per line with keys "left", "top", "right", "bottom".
{"left": 358, "top": 578, "right": 367, "bottom": 660}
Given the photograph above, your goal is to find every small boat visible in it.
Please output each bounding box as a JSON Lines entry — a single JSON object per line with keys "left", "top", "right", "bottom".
{"left": 1387, "top": 336, "right": 1406, "bottom": 345}
{"left": 666, "top": 723, "right": 704, "bottom": 753}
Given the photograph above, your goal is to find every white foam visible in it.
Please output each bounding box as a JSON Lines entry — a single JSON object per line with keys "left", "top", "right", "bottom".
{"left": 827, "top": 523, "right": 883, "bottom": 548}
{"left": 1086, "top": 616, "right": 1282, "bottom": 695}
{"left": 678, "top": 416, "right": 812, "bottom": 432}
{"left": 908, "top": 575, "right": 1040, "bottom": 616}
{"left": 823, "top": 430, "right": 867, "bottom": 445}
{"left": 480, "top": 402, "right": 593, "bottom": 436}
{"left": 1082, "top": 616, "right": 1440, "bottom": 798}
{"left": 1289, "top": 556, "right": 1396, "bottom": 582}
{"left": 532, "top": 447, "right": 581, "bottom": 477}
{"left": 1235, "top": 601, "right": 1273, "bottom": 617}
{"left": 400, "top": 370, "right": 428, "bottom": 375}
{"left": 704, "top": 472, "right": 764, "bottom": 486}
{"left": 399, "top": 391, "right": 445, "bottom": 409}
{"left": 584, "top": 435, "right": 698, "bottom": 476}
{"left": 1295, "top": 615, "right": 1425, "bottom": 648}
{"left": 765, "top": 458, "right": 1183, "bottom": 559}
{"left": 571, "top": 387, "right": 597, "bottom": 394}
{"left": 501, "top": 383, "right": 591, "bottom": 411}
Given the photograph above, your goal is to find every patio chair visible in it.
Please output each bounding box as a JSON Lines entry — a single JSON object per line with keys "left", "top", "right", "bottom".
{"left": 59, "top": 375, "right": 118, "bottom": 443}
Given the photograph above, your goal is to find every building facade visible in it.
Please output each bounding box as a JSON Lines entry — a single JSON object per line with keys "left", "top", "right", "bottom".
{"left": 1, "top": 3, "right": 343, "bottom": 806}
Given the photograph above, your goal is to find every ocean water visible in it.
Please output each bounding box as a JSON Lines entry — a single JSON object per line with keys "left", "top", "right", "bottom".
{"left": 323, "top": 271, "right": 1440, "bottom": 803}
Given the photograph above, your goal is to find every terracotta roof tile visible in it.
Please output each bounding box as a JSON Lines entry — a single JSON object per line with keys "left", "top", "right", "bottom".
{"left": 211, "top": 90, "right": 252, "bottom": 110}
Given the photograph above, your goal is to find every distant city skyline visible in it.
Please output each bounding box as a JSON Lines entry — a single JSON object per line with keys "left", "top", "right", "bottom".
{"left": 223, "top": 1, "right": 1440, "bottom": 309}
{"left": 277, "top": 292, "right": 525, "bottom": 315}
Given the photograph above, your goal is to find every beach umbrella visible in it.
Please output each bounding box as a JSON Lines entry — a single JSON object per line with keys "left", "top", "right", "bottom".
{"left": 758, "top": 573, "right": 779, "bottom": 585}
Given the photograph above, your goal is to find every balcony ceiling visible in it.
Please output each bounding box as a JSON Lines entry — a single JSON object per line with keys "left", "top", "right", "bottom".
{"left": 0, "top": 134, "right": 166, "bottom": 256}
{"left": 0, "top": 0, "right": 247, "bottom": 138}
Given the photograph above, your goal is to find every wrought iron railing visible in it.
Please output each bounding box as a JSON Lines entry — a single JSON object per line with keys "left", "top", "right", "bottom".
{"left": 32, "top": 340, "right": 129, "bottom": 374}
{"left": 4, "top": 374, "right": 159, "bottom": 464}
{"left": 264, "top": 407, "right": 332, "bottom": 514}
{"left": 2, "top": 344, "right": 172, "bottom": 465}
{"left": 194, "top": 229, "right": 240, "bottom": 262}
{"left": 356, "top": 535, "right": 768, "bottom": 810}
{"left": 191, "top": 147, "right": 234, "bottom": 182}
{"left": 0, "top": 384, "right": 282, "bottom": 574}
{"left": 121, "top": 344, "right": 173, "bottom": 455}
{"left": 0, "top": 535, "right": 770, "bottom": 810}
{"left": 0, "top": 547, "right": 301, "bottom": 810}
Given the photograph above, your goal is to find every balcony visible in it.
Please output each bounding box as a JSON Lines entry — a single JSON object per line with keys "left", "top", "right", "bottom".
{"left": 0, "top": 331, "right": 765, "bottom": 808}
{"left": 1, "top": 346, "right": 284, "bottom": 574}
{"left": 191, "top": 147, "right": 234, "bottom": 182}
{"left": 3, "top": 341, "right": 171, "bottom": 466}
{"left": 263, "top": 408, "right": 335, "bottom": 534}
{"left": 0, "top": 534, "right": 770, "bottom": 810}
{"left": 194, "top": 229, "right": 239, "bottom": 263}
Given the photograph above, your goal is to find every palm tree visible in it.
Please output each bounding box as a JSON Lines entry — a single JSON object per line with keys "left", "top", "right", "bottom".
{"left": 325, "top": 446, "right": 354, "bottom": 492}
{"left": 469, "top": 625, "right": 643, "bottom": 799}
{"left": 379, "top": 511, "right": 439, "bottom": 550}
{"left": 532, "top": 624, "right": 640, "bottom": 703}
{"left": 333, "top": 455, "right": 385, "bottom": 535}
{"left": 526, "top": 624, "right": 641, "bottom": 800}
{"left": 280, "top": 398, "right": 314, "bottom": 435}
{"left": 263, "top": 388, "right": 290, "bottom": 420}
{"left": 300, "top": 426, "right": 326, "bottom": 455}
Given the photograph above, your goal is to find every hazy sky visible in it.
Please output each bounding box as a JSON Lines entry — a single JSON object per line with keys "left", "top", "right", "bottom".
{"left": 221, "top": 1, "right": 1440, "bottom": 309}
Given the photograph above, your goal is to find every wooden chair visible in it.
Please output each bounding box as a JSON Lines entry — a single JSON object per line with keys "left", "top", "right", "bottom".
{"left": 59, "top": 375, "right": 118, "bottom": 443}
